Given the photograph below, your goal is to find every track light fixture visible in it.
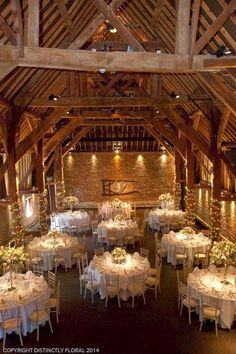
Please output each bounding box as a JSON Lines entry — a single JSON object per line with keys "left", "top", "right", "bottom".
{"left": 170, "top": 92, "right": 180, "bottom": 99}
{"left": 107, "top": 23, "right": 117, "bottom": 33}
{"left": 48, "top": 94, "right": 58, "bottom": 101}
{"left": 215, "top": 45, "right": 232, "bottom": 58}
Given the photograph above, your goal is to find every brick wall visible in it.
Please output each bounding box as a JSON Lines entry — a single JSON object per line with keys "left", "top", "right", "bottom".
{"left": 63, "top": 152, "right": 174, "bottom": 203}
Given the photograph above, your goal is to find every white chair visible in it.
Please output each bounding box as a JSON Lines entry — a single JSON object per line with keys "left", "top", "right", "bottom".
{"left": 193, "top": 244, "right": 209, "bottom": 268}
{"left": 145, "top": 265, "right": 162, "bottom": 299}
{"left": 72, "top": 244, "right": 85, "bottom": 270}
{"left": 54, "top": 250, "right": 67, "bottom": 272}
{"left": 1, "top": 307, "right": 23, "bottom": 350}
{"left": 127, "top": 273, "right": 146, "bottom": 308}
{"left": 180, "top": 282, "right": 199, "bottom": 324}
{"left": 49, "top": 280, "right": 61, "bottom": 323}
{"left": 79, "top": 252, "right": 90, "bottom": 295}
{"left": 28, "top": 250, "right": 43, "bottom": 268}
{"left": 183, "top": 265, "right": 194, "bottom": 284}
{"left": 123, "top": 234, "right": 135, "bottom": 248}
{"left": 175, "top": 243, "right": 187, "bottom": 268}
{"left": 28, "top": 300, "right": 53, "bottom": 341}
{"left": 47, "top": 271, "right": 56, "bottom": 297}
{"left": 104, "top": 274, "right": 120, "bottom": 308}
{"left": 94, "top": 247, "right": 104, "bottom": 256}
{"left": 140, "top": 248, "right": 149, "bottom": 258}
{"left": 199, "top": 295, "right": 221, "bottom": 336}
{"left": 84, "top": 272, "right": 101, "bottom": 304}
{"left": 32, "top": 265, "right": 44, "bottom": 277}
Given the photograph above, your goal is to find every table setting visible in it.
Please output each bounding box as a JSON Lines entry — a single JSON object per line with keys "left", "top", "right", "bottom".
{"left": 88, "top": 249, "right": 150, "bottom": 300}
{"left": 0, "top": 271, "right": 48, "bottom": 338}
{"left": 161, "top": 227, "right": 211, "bottom": 266}
{"left": 52, "top": 210, "right": 90, "bottom": 232}
{"left": 27, "top": 231, "right": 79, "bottom": 271}
{"left": 99, "top": 198, "right": 132, "bottom": 220}
{"left": 148, "top": 208, "right": 186, "bottom": 230}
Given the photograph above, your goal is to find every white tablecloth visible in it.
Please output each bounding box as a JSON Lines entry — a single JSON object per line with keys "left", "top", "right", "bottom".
{"left": 28, "top": 233, "right": 78, "bottom": 271}
{"left": 89, "top": 252, "right": 150, "bottom": 300}
{"left": 187, "top": 268, "right": 236, "bottom": 329}
{"left": 100, "top": 202, "right": 132, "bottom": 220}
{"left": 0, "top": 271, "right": 48, "bottom": 338}
{"left": 52, "top": 211, "right": 90, "bottom": 231}
{"left": 161, "top": 231, "right": 211, "bottom": 266}
{"left": 148, "top": 209, "right": 185, "bottom": 230}
{"left": 98, "top": 220, "right": 139, "bottom": 246}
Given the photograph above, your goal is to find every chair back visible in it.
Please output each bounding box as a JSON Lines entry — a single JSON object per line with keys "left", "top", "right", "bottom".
{"left": 140, "top": 248, "right": 149, "bottom": 258}
{"left": 32, "top": 265, "right": 44, "bottom": 277}
{"left": 48, "top": 270, "right": 56, "bottom": 288}
{"left": 130, "top": 273, "right": 145, "bottom": 294}
{"left": 80, "top": 252, "right": 89, "bottom": 272}
{"left": 200, "top": 295, "right": 219, "bottom": 317}
{"left": 105, "top": 274, "right": 119, "bottom": 289}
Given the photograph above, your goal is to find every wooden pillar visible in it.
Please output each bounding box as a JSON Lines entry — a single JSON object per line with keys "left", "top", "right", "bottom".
{"left": 55, "top": 146, "right": 65, "bottom": 211}
{"left": 36, "top": 139, "right": 48, "bottom": 233}
{"left": 185, "top": 140, "right": 195, "bottom": 228}
{"left": 210, "top": 107, "right": 222, "bottom": 240}
{"left": 174, "top": 149, "right": 182, "bottom": 209}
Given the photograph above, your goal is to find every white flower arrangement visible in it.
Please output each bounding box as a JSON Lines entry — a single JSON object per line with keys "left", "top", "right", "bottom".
{"left": 114, "top": 214, "right": 123, "bottom": 223}
{"left": 0, "top": 246, "right": 26, "bottom": 272}
{"left": 158, "top": 193, "right": 174, "bottom": 202}
{"left": 47, "top": 230, "right": 61, "bottom": 240}
{"left": 111, "top": 198, "right": 122, "bottom": 208}
{"left": 111, "top": 247, "right": 127, "bottom": 264}
{"left": 63, "top": 195, "right": 79, "bottom": 211}
{"left": 209, "top": 239, "right": 236, "bottom": 266}
{"left": 180, "top": 226, "right": 194, "bottom": 236}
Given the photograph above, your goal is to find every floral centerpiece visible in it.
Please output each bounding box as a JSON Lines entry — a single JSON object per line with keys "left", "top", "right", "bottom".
{"left": 47, "top": 230, "right": 61, "bottom": 241}
{"left": 180, "top": 226, "right": 194, "bottom": 237}
{"left": 0, "top": 246, "right": 26, "bottom": 290}
{"left": 158, "top": 193, "right": 174, "bottom": 202}
{"left": 209, "top": 239, "right": 236, "bottom": 284}
{"left": 111, "top": 198, "right": 122, "bottom": 208}
{"left": 114, "top": 214, "right": 124, "bottom": 223}
{"left": 63, "top": 195, "right": 79, "bottom": 212}
{"left": 111, "top": 247, "right": 127, "bottom": 264}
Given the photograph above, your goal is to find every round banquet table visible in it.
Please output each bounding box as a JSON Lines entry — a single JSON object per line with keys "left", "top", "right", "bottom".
{"left": 100, "top": 201, "right": 132, "bottom": 220}
{"left": 28, "top": 233, "right": 78, "bottom": 271}
{"left": 0, "top": 271, "right": 48, "bottom": 338}
{"left": 89, "top": 251, "right": 150, "bottom": 300}
{"left": 187, "top": 268, "right": 236, "bottom": 329}
{"left": 161, "top": 231, "right": 211, "bottom": 266}
{"left": 52, "top": 210, "right": 90, "bottom": 232}
{"left": 148, "top": 209, "right": 185, "bottom": 230}
{"left": 97, "top": 220, "right": 139, "bottom": 246}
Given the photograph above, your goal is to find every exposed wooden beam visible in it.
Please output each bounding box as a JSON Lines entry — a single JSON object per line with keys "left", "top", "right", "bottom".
{"left": 192, "top": 111, "right": 202, "bottom": 130}
{"left": 91, "top": 0, "right": 145, "bottom": 51}
{"left": 194, "top": 0, "right": 236, "bottom": 54}
{"left": 0, "top": 62, "right": 17, "bottom": 82}
{"left": 204, "top": 56, "right": 236, "bottom": 69}
{"left": 44, "top": 118, "right": 84, "bottom": 159}
{"left": 10, "top": 0, "right": 24, "bottom": 57}
{"left": 62, "top": 126, "right": 91, "bottom": 156}
{"left": 190, "top": 0, "right": 202, "bottom": 57}
{"left": 160, "top": 106, "right": 211, "bottom": 159}
{"left": 217, "top": 108, "right": 231, "bottom": 151}
{"left": 144, "top": 125, "right": 174, "bottom": 158}
{"left": 197, "top": 72, "right": 236, "bottom": 116}
{"left": 220, "top": 153, "right": 236, "bottom": 179}
{"left": 0, "top": 14, "right": 16, "bottom": 45}
{"left": 15, "top": 108, "right": 68, "bottom": 162}
{"left": 68, "top": 0, "right": 126, "bottom": 49}
{"left": 1, "top": 45, "right": 234, "bottom": 73}
{"left": 27, "top": 0, "right": 40, "bottom": 47}
{"left": 26, "top": 115, "right": 38, "bottom": 154}
{"left": 55, "top": 0, "right": 74, "bottom": 32}
{"left": 175, "top": 0, "right": 191, "bottom": 55}
{"left": 151, "top": 0, "right": 165, "bottom": 28}
{"left": 86, "top": 40, "right": 164, "bottom": 51}
{"left": 18, "top": 95, "right": 190, "bottom": 107}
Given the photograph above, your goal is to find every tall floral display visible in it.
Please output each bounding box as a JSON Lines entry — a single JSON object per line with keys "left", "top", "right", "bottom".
{"left": 63, "top": 195, "right": 79, "bottom": 212}
{"left": 185, "top": 187, "right": 195, "bottom": 228}
{"left": 10, "top": 202, "right": 25, "bottom": 246}
{"left": 210, "top": 199, "right": 221, "bottom": 241}
{"left": 56, "top": 180, "right": 65, "bottom": 211}
{"left": 39, "top": 190, "right": 48, "bottom": 233}
{"left": 0, "top": 246, "right": 26, "bottom": 290}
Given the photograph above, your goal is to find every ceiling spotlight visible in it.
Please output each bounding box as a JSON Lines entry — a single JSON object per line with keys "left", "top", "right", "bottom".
{"left": 170, "top": 92, "right": 180, "bottom": 99}
{"left": 156, "top": 110, "right": 160, "bottom": 113}
{"left": 48, "top": 94, "right": 58, "bottom": 101}
{"left": 155, "top": 48, "right": 161, "bottom": 54}
{"left": 215, "top": 45, "right": 232, "bottom": 58}
{"left": 107, "top": 23, "right": 117, "bottom": 33}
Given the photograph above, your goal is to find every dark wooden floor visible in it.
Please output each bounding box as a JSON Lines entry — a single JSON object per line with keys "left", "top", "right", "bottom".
{"left": 6, "top": 212, "right": 236, "bottom": 354}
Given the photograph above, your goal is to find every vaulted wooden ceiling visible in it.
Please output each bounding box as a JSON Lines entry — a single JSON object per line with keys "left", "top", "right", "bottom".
{"left": 0, "top": 0, "right": 235, "bottom": 175}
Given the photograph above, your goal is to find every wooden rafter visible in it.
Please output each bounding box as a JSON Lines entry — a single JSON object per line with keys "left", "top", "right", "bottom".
{"left": 144, "top": 125, "right": 174, "bottom": 158}
{"left": 194, "top": 0, "right": 236, "bottom": 54}
{"left": 54, "top": 0, "right": 74, "bottom": 32}
{"left": 62, "top": 126, "right": 92, "bottom": 156}
{"left": 175, "top": 0, "right": 191, "bottom": 55}
{"left": 10, "top": 0, "right": 24, "bottom": 57}
{"left": 68, "top": 0, "right": 126, "bottom": 49}
{"left": 217, "top": 108, "right": 231, "bottom": 151}
{"left": 44, "top": 118, "right": 84, "bottom": 159}
{"left": 190, "top": 0, "right": 202, "bottom": 57}
{"left": 86, "top": 40, "right": 164, "bottom": 51}
{"left": 91, "top": 0, "right": 145, "bottom": 51}
{"left": 151, "top": 0, "right": 165, "bottom": 28}
{"left": 27, "top": 0, "right": 40, "bottom": 47}
{"left": 0, "top": 14, "right": 16, "bottom": 45}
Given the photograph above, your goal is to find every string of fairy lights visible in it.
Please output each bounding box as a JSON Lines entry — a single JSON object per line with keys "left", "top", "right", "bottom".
{"left": 185, "top": 187, "right": 195, "bottom": 228}
{"left": 10, "top": 202, "right": 25, "bottom": 246}
{"left": 56, "top": 180, "right": 66, "bottom": 210}
{"left": 210, "top": 198, "right": 221, "bottom": 241}
{"left": 39, "top": 190, "right": 48, "bottom": 233}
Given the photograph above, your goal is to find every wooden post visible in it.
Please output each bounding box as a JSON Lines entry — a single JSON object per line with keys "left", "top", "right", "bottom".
{"left": 174, "top": 149, "right": 182, "bottom": 209}
{"left": 55, "top": 146, "right": 65, "bottom": 211}
{"left": 185, "top": 139, "right": 195, "bottom": 228}
{"left": 210, "top": 107, "right": 222, "bottom": 240}
{"left": 36, "top": 139, "right": 48, "bottom": 233}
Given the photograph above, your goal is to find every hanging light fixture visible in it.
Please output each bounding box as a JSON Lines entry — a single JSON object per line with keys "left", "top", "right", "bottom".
{"left": 108, "top": 23, "right": 117, "bottom": 33}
